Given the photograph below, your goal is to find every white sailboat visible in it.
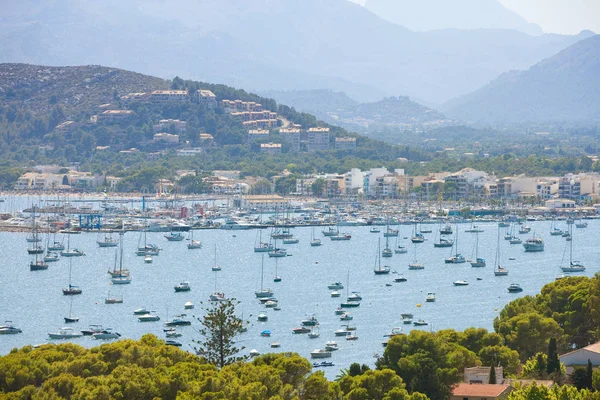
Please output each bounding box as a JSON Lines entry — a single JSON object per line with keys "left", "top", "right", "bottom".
{"left": 62, "top": 257, "right": 82, "bottom": 295}
{"left": 27, "top": 206, "right": 44, "bottom": 255}
{"left": 97, "top": 231, "right": 118, "bottom": 247}
{"left": 560, "top": 225, "right": 585, "bottom": 273}
{"left": 255, "top": 254, "right": 274, "bottom": 298}
{"left": 469, "top": 230, "right": 486, "bottom": 267}
{"left": 212, "top": 244, "right": 221, "bottom": 271}
{"left": 60, "top": 233, "right": 85, "bottom": 257}
{"left": 374, "top": 238, "right": 391, "bottom": 275}
{"left": 494, "top": 226, "right": 508, "bottom": 276}
{"left": 445, "top": 224, "right": 465, "bottom": 263}
{"left": 408, "top": 241, "right": 424, "bottom": 270}
{"left": 187, "top": 229, "right": 202, "bottom": 249}
{"left": 111, "top": 231, "right": 131, "bottom": 284}
{"left": 382, "top": 235, "right": 393, "bottom": 258}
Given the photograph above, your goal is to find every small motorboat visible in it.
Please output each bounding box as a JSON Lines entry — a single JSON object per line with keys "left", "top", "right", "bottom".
{"left": 144, "top": 255, "right": 153, "bottom": 263}
{"left": 165, "top": 340, "right": 182, "bottom": 347}
{"left": 310, "top": 349, "right": 332, "bottom": 359}
{"left": 249, "top": 349, "right": 260, "bottom": 357}
{"left": 394, "top": 275, "right": 407, "bottom": 282}
{"left": 507, "top": 283, "right": 523, "bottom": 293}
{"left": 257, "top": 313, "right": 268, "bottom": 322}
{"left": 425, "top": 292, "right": 436, "bottom": 302}
{"left": 138, "top": 313, "right": 160, "bottom": 322}
{"left": 92, "top": 329, "right": 121, "bottom": 340}
{"left": 292, "top": 327, "right": 311, "bottom": 334}
{"left": 174, "top": 282, "right": 191, "bottom": 292}
{"left": 413, "top": 320, "right": 428, "bottom": 326}
{"left": 48, "top": 327, "right": 83, "bottom": 339}
{"left": 325, "top": 341, "right": 339, "bottom": 351}
{"left": 330, "top": 291, "right": 341, "bottom": 298}
{"left": 81, "top": 325, "right": 103, "bottom": 336}
{"left": 184, "top": 301, "right": 194, "bottom": 309}
{"left": 327, "top": 282, "right": 344, "bottom": 290}
{"left": 261, "top": 329, "right": 271, "bottom": 337}
{"left": 164, "top": 315, "right": 191, "bottom": 326}
{"left": 453, "top": 280, "right": 469, "bottom": 286}
{"left": 165, "top": 328, "right": 182, "bottom": 338}
{"left": 0, "top": 321, "right": 22, "bottom": 335}
{"left": 270, "top": 341, "right": 281, "bottom": 348}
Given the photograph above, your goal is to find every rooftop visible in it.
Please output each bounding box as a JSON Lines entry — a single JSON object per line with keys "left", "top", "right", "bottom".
{"left": 452, "top": 383, "right": 511, "bottom": 397}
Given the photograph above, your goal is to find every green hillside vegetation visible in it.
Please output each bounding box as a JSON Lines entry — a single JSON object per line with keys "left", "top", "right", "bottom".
{"left": 0, "top": 335, "right": 426, "bottom": 400}
{"left": 5, "top": 276, "right": 600, "bottom": 398}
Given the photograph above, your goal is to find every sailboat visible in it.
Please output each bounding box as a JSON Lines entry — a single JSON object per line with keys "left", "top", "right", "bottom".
{"left": 374, "top": 238, "right": 391, "bottom": 275}
{"left": 395, "top": 233, "right": 408, "bottom": 254}
{"left": 187, "top": 229, "right": 202, "bottom": 249}
{"left": 136, "top": 222, "right": 160, "bottom": 256}
{"left": 64, "top": 296, "right": 79, "bottom": 323}
{"left": 560, "top": 225, "right": 585, "bottom": 273}
{"left": 433, "top": 221, "right": 454, "bottom": 247}
{"left": 209, "top": 268, "right": 226, "bottom": 301}
{"left": 445, "top": 224, "right": 465, "bottom": 263}
{"left": 408, "top": 240, "right": 424, "bottom": 270}
{"left": 469, "top": 230, "right": 486, "bottom": 267}
{"left": 268, "top": 235, "right": 287, "bottom": 258}
{"left": 340, "top": 271, "right": 360, "bottom": 308}
{"left": 60, "top": 233, "right": 85, "bottom": 257}
{"left": 97, "top": 231, "right": 118, "bottom": 247}
{"left": 255, "top": 254, "right": 274, "bottom": 298}
{"left": 212, "top": 244, "right": 221, "bottom": 271}
{"left": 111, "top": 231, "right": 131, "bottom": 284}
{"left": 62, "top": 257, "right": 82, "bottom": 295}
{"left": 254, "top": 228, "right": 273, "bottom": 252}
{"left": 494, "top": 226, "right": 508, "bottom": 276}
{"left": 310, "top": 226, "right": 322, "bottom": 247}
{"left": 27, "top": 206, "right": 44, "bottom": 255}
{"left": 411, "top": 222, "right": 425, "bottom": 243}
{"left": 382, "top": 235, "right": 393, "bottom": 258}
{"left": 273, "top": 257, "right": 282, "bottom": 282}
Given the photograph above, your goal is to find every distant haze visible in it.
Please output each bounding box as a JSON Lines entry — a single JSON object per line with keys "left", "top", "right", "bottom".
{"left": 350, "top": 0, "right": 599, "bottom": 34}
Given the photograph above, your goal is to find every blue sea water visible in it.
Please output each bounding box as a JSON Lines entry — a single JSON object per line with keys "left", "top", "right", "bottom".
{"left": 0, "top": 217, "right": 596, "bottom": 379}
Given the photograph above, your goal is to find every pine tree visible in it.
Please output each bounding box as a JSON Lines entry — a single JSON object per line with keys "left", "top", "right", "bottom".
{"left": 547, "top": 337, "right": 560, "bottom": 375}
{"left": 586, "top": 359, "right": 594, "bottom": 389}
{"left": 193, "top": 298, "right": 249, "bottom": 368}
{"left": 489, "top": 364, "right": 497, "bottom": 384}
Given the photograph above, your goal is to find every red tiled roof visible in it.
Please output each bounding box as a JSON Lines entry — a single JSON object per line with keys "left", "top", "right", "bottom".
{"left": 452, "top": 383, "right": 511, "bottom": 397}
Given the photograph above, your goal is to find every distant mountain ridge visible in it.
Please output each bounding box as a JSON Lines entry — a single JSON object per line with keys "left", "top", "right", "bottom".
{"left": 263, "top": 90, "right": 454, "bottom": 133}
{"left": 442, "top": 34, "right": 600, "bottom": 124}
{"left": 0, "top": 0, "right": 593, "bottom": 103}
{"left": 365, "top": 0, "right": 543, "bottom": 35}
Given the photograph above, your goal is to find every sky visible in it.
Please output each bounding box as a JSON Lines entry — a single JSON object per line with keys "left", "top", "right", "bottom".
{"left": 350, "top": 0, "right": 600, "bottom": 34}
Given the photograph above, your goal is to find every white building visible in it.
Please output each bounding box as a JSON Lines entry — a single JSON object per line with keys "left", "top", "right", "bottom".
{"left": 560, "top": 341, "right": 600, "bottom": 374}
{"left": 153, "top": 133, "right": 180, "bottom": 144}
{"left": 335, "top": 137, "right": 357, "bottom": 150}
{"left": 280, "top": 128, "right": 301, "bottom": 152}
{"left": 545, "top": 199, "right": 576, "bottom": 210}
{"left": 150, "top": 90, "right": 188, "bottom": 103}
{"left": 307, "top": 127, "right": 330, "bottom": 152}
{"left": 192, "top": 90, "right": 217, "bottom": 107}
{"left": 260, "top": 143, "right": 282, "bottom": 154}
{"left": 153, "top": 119, "right": 187, "bottom": 133}
{"left": 248, "top": 129, "right": 270, "bottom": 143}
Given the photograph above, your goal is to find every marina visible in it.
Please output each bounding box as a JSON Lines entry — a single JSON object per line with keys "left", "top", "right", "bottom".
{"left": 0, "top": 195, "right": 599, "bottom": 378}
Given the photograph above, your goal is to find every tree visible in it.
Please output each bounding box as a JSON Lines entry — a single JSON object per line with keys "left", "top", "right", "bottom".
{"left": 193, "top": 298, "right": 248, "bottom": 369}
{"left": 489, "top": 364, "right": 496, "bottom": 384}
{"left": 547, "top": 337, "right": 560, "bottom": 375}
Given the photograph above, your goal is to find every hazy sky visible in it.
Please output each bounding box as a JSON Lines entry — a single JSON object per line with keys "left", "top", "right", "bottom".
{"left": 351, "top": 0, "right": 600, "bottom": 34}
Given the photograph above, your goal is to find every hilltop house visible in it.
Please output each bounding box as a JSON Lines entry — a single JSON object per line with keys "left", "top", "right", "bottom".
{"left": 559, "top": 341, "right": 600, "bottom": 374}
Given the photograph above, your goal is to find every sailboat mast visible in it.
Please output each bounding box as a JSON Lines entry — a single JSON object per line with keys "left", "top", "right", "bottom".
{"left": 260, "top": 254, "right": 265, "bottom": 290}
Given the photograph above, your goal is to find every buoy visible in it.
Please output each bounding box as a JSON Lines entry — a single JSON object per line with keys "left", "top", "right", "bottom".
{"left": 416, "top": 303, "right": 422, "bottom": 308}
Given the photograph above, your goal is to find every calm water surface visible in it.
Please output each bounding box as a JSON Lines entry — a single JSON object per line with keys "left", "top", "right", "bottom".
{"left": 1, "top": 219, "right": 598, "bottom": 378}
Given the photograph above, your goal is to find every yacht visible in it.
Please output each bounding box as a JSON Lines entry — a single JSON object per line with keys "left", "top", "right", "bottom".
{"left": 0, "top": 321, "right": 22, "bottom": 334}
{"left": 81, "top": 325, "right": 104, "bottom": 336}
{"left": 133, "top": 308, "right": 148, "bottom": 315}
{"left": 425, "top": 292, "right": 436, "bottom": 302}
{"left": 310, "top": 349, "right": 332, "bottom": 359}
{"left": 408, "top": 262, "right": 425, "bottom": 270}
{"left": 325, "top": 341, "right": 339, "bottom": 351}
{"left": 401, "top": 313, "right": 414, "bottom": 324}
{"left": 523, "top": 236, "right": 544, "bottom": 252}
{"left": 509, "top": 237, "right": 522, "bottom": 244}
{"left": 292, "top": 326, "right": 311, "bottom": 334}
{"left": 301, "top": 315, "right": 319, "bottom": 326}
{"left": 507, "top": 283, "right": 523, "bottom": 293}
{"left": 138, "top": 313, "right": 160, "bottom": 322}
{"left": 184, "top": 301, "right": 194, "bottom": 309}
{"left": 48, "top": 327, "right": 83, "bottom": 339}
{"left": 433, "top": 238, "right": 453, "bottom": 248}
{"left": 330, "top": 233, "right": 351, "bottom": 241}
{"left": 327, "top": 282, "right": 344, "bottom": 290}
{"left": 440, "top": 225, "right": 453, "bottom": 235}
{"left": 164, "top": 315, "right": 191, "bottom": 326}
{"left": 445, "top": 254, "right": 466, "bottom": 264}
{"left": 257, "top": 312, "right": 268, "bottom": 322}
{"left": 413, "top": 320, "right": 428, "bottom": 326}
{"left": 174, "top": 282, "right": 191, "bottom": 292}
{"left": 92, "top": 329, "right": 121, "bottom": 340}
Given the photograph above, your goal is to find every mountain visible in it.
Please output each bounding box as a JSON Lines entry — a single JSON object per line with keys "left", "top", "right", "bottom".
{"left": 442, "top": 34, "right": 600, "bottom": 124}
{"left": 262, "top": 90, "right": 453, "bottom": 134}
{"left": 364, "top": 0, "right": 542, "bottom": 35}
{"left": 0, "top": 0, "right": 593, "bottom": 103}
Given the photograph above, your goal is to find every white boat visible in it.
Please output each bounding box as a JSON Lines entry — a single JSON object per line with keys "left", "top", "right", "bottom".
{"left": 255, "top": 254, "right": 274, "bottom": 298}
{"left": 425, "top": 292, "right": 436, "bottom": 302}
{"left": 133, "top": 308, "right": 148, "bottom": 315}
{"left": 310, "top": 349, "right": 332, "bottom": 359}
{"left": 249, "top": 349, "right": 260, "bottom": 357}
{"left": 184, "top": 301, "right": 194, "bottom": 309}
{"left": 374, "top": 238, "right": 391, "bottom": 275}
{"left": 209, "top": 292, "right": 226, "bottom": 302}
{"left": 0, "top": 321, "right": 22, "bottom": 334}
{"left": 518, "top": 225, "right": 532, "bottom": 234}
{"left": 560, "top": 226, "right": 585, "bottom": 273}
{"left": 164, "top": 315, "right": 191, "bottom": 326}
{"left": 453, "top": 280, "right": 469, "bottom": 286}
{"left": 144, "top": 255, "right": 152, "bottom": 263}
{"left": 330, "top": 233, "right": 351, "bottom": 241}
{"left": 105, "top": 294, "right": 123, "bottom": 304}
{"left": 440, "top": 225, "right": 453, "bottom": 235}
{"left": 164, "top": 232, "right": 185, "bottom": 241}
{"left": 308, "top": 328, "right": 321, "bottom": 339}
{"left": 413, "top": 320, "right": 428, "bottom": 326}
{"left": 282, "top": 237, "right": 299, "bottom": 244}
{"left": 330, "top": 291, "right": 341, "bottom": 298}
{"left": 97, "top": 232, "right": 118, "bottom": 247}
{"left": 310, "top": 226, "right": 322, "bottom": 246}
{"left": 165, "top": 328, "right": 182, "bottom": 338}
{"left": 62, "top": 257, "right": 82, "bottom": 295}
{"left": 523, "top": 236, "right": 544, "bottom": 252}
{"left": 270, "top": 341, "right": 281, "bottom": 348}
{"left": 507, "top": 283, "right": 523, "bottom": 293}
{"left": 409, "top": 239, "right": 424, "bottom": 270}
{"left": 187, "top": 230, "right": 202, "bottom": 249}
{"left": 325, "top": 341, "right": 339, "bottom": 351}
{"left": 257, "top": 312, "right": 268, "bottom": 322}
{"left": 340, "top": 312, "right": 353, "bottom": 321}
{"left": 346, "top": 332, "right": 359, "bottom": 341}
{"left": 60, "top": 234, "right": 84, "bottom": 257}
{"left": 322, "top": 226, "right": 339, "bottom": 237}
{"left": 327, "top": 282, "right": 344, "bottom": 290}
{"left": 445, "top": 225, "right": 465, "bottom": 263}
{"left": 81, "top": 324, "right": 104, "bottom": 336}
{"left": 44, "top": 251, "right": 59, "bottom": 263}
{"left": 268, "top": 248, "right": 287, "bottom": 258}
{"left": 383, "top": 226, "right": 399, "bottom": 237}
{"left": 469, "top": 230, "right": 486, "bottom": 267}
{"left": 401, "top": 313, "right": 413, "bottom": 324}
{"left": 138, "top": 313, "right": 160, "bottom": 322}
{"left": 174, "top": 282, "right": 191, "bottom": 292}
{"left": 254, "top": 228, "right": 273, "bottom": 252}
{"left": 347, "top": 292, "right": 362, "bottom": 302}
{"left": 48, "top": 327, "right": 82, "bottom": 339}
{"left": 92, "top": 329, "right": 121, "bottom": 340}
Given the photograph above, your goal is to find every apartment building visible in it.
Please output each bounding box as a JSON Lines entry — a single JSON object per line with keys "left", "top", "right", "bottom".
{"left": 280, "top": 128, "right": 301, "bottom": 152}
{"left": 307, "top": 127, "right": 330, "bottom": 152}
{"left": 248, "top": 129, "right": 270, "bottom": 143}
{"left": 97, "top": 110, "right": 134, "bottom": 124}
{"left": 335, "top": 137, "right": 357, "bottom": 150}
{"left": 153, "top": 133, "right": 180, "bottom": 144}
{"left": 260, "top": 143, "right": 282, "bottom": 155}
{"left": 153, "top": 119, "right": 187, "bottom": 133}
{"left": 192, "top": 90, "right": 217, "bottom": 107}
{"left": 150, "top": 90, "right": 189, "bottom": 103}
